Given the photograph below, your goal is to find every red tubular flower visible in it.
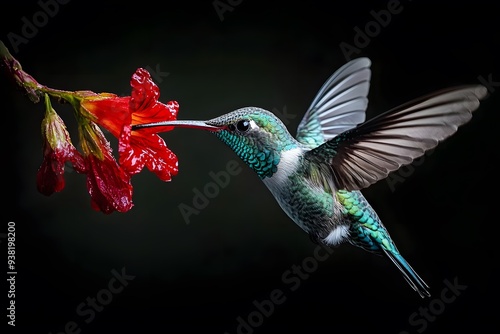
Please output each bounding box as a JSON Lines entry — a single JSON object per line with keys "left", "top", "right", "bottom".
{"left": 2, "top": 40, "right": 181, "bottom": 214}
{"left": 79, "top": 121, "right": 133, "bottom": 214}
{"left": 79, "top": 68, "right": 179, "bottom": 181}
{"left": 37, "top": 94, "right": 85, "bottom": 196}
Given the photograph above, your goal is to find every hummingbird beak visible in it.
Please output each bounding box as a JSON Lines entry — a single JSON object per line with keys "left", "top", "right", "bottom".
{"left": 131, "top": 120, "right": 222, "bottom": 132}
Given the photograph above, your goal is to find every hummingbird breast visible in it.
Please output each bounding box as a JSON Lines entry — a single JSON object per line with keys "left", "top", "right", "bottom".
{"left": 262, "top": 147, "right": 346, "bottom": 243}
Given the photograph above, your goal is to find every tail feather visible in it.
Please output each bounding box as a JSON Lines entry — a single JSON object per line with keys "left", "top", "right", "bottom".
{"left": 382, "top": 248, "right": 431, "bottom": 298}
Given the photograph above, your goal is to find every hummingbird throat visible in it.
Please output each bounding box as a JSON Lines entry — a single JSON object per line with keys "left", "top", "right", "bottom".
{"left": 214, "top": 131, "right": 281, "bottom": 179}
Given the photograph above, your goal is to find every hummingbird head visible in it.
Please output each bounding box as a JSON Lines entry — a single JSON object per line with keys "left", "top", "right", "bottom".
{"left": 205, "top": 107, "right": 300, "bottom": 178}
{"left": 132, "top": 107, "right": 300, "bottom": 179}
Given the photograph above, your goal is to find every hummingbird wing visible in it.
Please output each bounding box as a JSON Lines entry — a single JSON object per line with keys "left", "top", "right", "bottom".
{"left": 296, "top": 57, "right": 371, "bottom": 149}
{"left": 305, "top": 85, "right": 488, "bottom": 191}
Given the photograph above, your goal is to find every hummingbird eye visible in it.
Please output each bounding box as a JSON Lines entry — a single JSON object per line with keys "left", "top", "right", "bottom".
{"left": 236, "top": 120, "right": 250, "bottom": 132}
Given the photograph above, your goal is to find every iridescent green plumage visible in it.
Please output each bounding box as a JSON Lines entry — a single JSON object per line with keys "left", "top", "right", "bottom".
{"left": 336, "top": 190, "right": 429, "bottom": 294}
{"left": 337, "top": 190, "right": 386, "bottom": 253}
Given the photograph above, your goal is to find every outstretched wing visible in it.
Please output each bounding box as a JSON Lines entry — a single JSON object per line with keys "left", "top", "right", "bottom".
{"left": 296, "top": 57, "right": 371, "bottom": 149}
{"left": 305, "top": 85, "right": 488, "bottom": 191}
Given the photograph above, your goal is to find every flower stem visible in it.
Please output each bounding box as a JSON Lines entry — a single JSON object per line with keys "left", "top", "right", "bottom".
{"left": 1, "top": 40, "right": 80, "bottom": 107}
{"left": 0, "top": 40, "right": 12, "bottom": 60}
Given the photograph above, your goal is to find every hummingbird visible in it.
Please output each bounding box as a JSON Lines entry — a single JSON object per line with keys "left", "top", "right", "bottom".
{"left": 133, "top": 58, "right": 487, "bottom": 298}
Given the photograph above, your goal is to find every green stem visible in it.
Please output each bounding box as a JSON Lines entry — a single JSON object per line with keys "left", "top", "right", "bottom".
{"left": 38, "top": 85, "right": 77, "bottom": 103}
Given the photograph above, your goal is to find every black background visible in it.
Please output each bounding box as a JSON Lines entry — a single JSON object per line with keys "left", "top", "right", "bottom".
{"left": 1, "top": 1, "right": 499, "bottom": 333}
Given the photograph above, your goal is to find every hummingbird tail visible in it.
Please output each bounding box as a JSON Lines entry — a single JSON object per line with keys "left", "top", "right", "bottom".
{"left": 382, "top": 249, "right": 431, "bottom": 298}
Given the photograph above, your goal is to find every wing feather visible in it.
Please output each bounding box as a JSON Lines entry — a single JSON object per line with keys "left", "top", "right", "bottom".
{"left": 296, "top": 58, "right": 371, "bottom": 148}
{"left": 305, "top": 85, "right": 488, "bottom": 191}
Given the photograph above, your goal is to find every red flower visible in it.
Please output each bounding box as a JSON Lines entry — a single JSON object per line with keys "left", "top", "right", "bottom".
{"left": 37, "top": 92, "right": 134, "bottom": 214}
{"left": 37, "top": 94, "right": 85, "bottom": 196}
{"left": 79, "top": 121, "right": 133, "bottom": 214}
{"left": 79, "top": 68, "right": 179, "bottom": 181}
{"left": 2, "top": 40, "right": 182, "bottom": 214}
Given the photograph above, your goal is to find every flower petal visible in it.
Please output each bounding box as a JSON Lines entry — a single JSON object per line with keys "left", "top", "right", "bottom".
{"left": 80, "top": 121, "right": 133, "bottom": 214}
{"left": 117, "top": 124, "right": 145, "bottom": 175}
{"left": 129, "top": 68, "right": 179, "bottom": 133}
{"left": 80, "top": 94, "right": 130, "bottom": 138}
{"left": 130, "top": 68, "right": 160, "bottom": 112}
{"left": 131, "top": 100, "right": 179, "bottom": 135}
{"left": 36, "top": 148, "right": 66, "bottom": 196}
{"left": 118, "top": 124, "right": 178, "bottom": 180}
{"left": 86, "top": 153, "right": 134, "bottom": 214}
{"left": 36, "top": 144, "right": 86, "bottom": 196}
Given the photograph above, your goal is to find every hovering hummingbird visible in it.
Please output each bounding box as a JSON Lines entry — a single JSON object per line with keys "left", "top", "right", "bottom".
{"left": 133, "top": 58, "right": 487, "bottom": 298}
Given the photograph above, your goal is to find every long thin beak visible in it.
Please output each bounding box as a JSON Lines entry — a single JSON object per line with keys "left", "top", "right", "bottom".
{"left": 131, "top": 120, "right": 221, "bottom": 132}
